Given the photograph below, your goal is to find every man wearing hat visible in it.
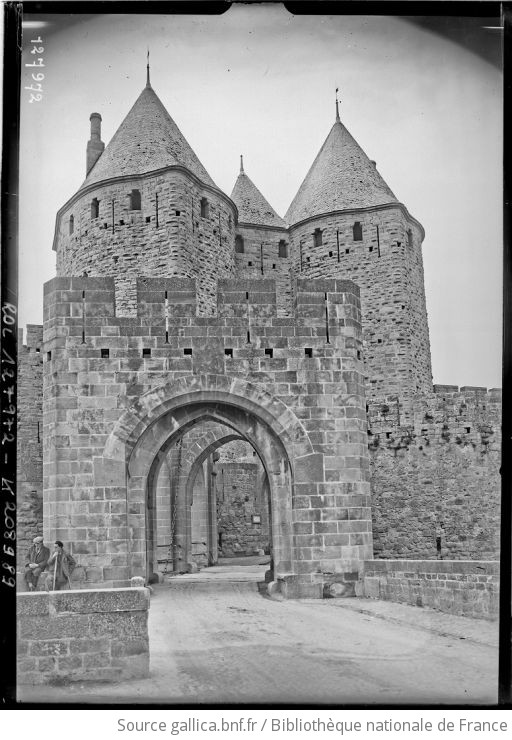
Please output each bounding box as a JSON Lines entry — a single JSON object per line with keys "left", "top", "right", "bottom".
{"left": 45, "top": 541, "right": 76, "bottom": 591}
{"left": 24, "top": 535, "right": 50, "bottom": 591}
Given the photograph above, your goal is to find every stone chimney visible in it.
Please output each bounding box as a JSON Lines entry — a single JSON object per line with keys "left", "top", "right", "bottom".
{"left": 86, "top": 112, "right": 105, "bottom": 176}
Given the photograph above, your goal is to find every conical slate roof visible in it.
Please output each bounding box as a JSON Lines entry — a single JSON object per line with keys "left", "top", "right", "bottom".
{"left": 231, "top": 159, "right": 286, "bottom": 228}
{"left": 285, "top": 115, "right": 397, "bottom": 225}
{"left": 80, "top": 84, "right": 215, "bottom": 189}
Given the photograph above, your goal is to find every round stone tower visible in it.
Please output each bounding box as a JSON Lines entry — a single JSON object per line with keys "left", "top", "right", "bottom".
{"left": 284, "top": 101, "right": 433, "bottom": 405}
{"left": 52, "top": 76, "right": 237, "bottom": 315}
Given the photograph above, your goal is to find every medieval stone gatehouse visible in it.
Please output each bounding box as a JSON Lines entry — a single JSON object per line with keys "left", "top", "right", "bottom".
{"left": 18, "top": 71, "right": 501, "bottom": 601}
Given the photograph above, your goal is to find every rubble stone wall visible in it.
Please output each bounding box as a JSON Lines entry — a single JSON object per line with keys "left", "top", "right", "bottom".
{"left": 216, "top": 461, "right": 270, "bottom": 556}
{"left": 368, "top": 386, "right": 501, "bottom": 560}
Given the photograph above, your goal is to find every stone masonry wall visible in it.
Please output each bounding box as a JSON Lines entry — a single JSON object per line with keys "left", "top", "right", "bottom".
{"left": 362, "top": 560, "right": 499, "bottom": 620}
{"left": 368, "top": 386, "right": 501, "bottom": 560}
{"left": 17, "top": 587, "right": 150, "bottom": 684}
{"left": 289, "top": 205, "right": 432, "bottom": 410}
{"left": 55, "top": 169, "right": 236, "bottom": 315}
{"left": 17, "top": 325, "right": 44, "bottom": 567}
{"left": 216, "top": 461, "right": 270, "bottom": 556}
{"left": 234, "top": 223, "right": 292, "bottom": 316}
{"left": 42, "top": 275, "right": 371, "bottom": 595}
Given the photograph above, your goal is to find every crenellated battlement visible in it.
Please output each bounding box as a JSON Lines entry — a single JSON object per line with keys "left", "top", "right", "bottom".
{"left": 43, "top": 275, "right": 361, "bottom": 336}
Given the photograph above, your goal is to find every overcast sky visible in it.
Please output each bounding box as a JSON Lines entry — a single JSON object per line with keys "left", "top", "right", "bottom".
{"left": 19, "top": 5, "right": 502, "bottom": 388}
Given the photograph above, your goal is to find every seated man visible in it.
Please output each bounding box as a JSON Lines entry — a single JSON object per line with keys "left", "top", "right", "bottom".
{"left": 24, "top": 535, "right": 50, "bottom": 591}
{"left": 45, "top": 541, "right": 76, "bottom": 591}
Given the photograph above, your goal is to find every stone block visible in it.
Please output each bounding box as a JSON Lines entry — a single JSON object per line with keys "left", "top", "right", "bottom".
{"left": 363, "top": 576, "right": 381, "bottom": 599}
{"left": 111, "top": 637, "right": 149, "bottom": 657}
{"left": 51, "top": 587, "right": 149, "bottom": 616}
{"left": 93, "top": 457, "right": 126, "bottom": 486}
{"left": 29, "top": 640, "right": 69, "bottom": 657}
{"left": 19, "top": 614, "right": 89, "bottom": 640}
{"left": 17, "top": 593, "right": 50, "bottom": 617}
{"left": 88, "top": 611, "right": 147, "bottom": 638}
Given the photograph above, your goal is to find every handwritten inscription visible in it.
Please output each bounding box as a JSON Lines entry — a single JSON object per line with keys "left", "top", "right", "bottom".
{"left": 25, "top": 37, "right": 45, "bottom": 103}
{"left": 1, "top": 302, "right": 16, "bottom": 588}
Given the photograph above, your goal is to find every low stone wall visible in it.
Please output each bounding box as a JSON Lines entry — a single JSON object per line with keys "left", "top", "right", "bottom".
{"left": 361, "top": 560, "right": 499, "bottom": 620}
{"left": 17, "top": 587, "right": 150, "bottom": 684}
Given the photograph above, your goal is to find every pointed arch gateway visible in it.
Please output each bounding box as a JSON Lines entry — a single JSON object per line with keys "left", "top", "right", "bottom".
{"left": 99, "top": 374, "right": 316, "bottom": 590}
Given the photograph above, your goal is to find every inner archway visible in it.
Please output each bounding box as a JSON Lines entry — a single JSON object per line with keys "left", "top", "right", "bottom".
{"left": 128, "top": 399, "right": 295, "bottom": 585}
{"left": 146, "top": 424, "right": 272, "bottom": 580}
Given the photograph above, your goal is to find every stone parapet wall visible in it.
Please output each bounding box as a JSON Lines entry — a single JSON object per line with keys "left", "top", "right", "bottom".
{"left": 361, "top": 560, "right": 499, "bottom": 620}
{"left": 17, "top": 587, "right": 150, "bottom": 684}
{"left": 368, "top": 387, "right": 501, "bottom": 560}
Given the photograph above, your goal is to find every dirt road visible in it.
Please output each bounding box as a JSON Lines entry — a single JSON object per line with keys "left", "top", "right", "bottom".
{"left": 19, "top": 575, "right": 498, "bottom": 705}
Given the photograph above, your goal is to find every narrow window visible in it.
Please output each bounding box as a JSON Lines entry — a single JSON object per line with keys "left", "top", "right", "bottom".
{"left": 248, "top": 261, "right": 253, "bottom": 266}
{"left": 69, "top": 215, "right": 74, "bottom": 235}
{"left": 175, "top": 210, "right": 181, "bottom": 216}
{"left": 184, "top": 348, "right": 193, "bottom": 356}
{"left": 46, "top": 351, "right": 52, "bottom": 361}
{"left": 304, "top": 348, "right": 313, "bottom": 358}
{"left": 129, "top": 189, "right": 141, "bottom": 210}
{"left": 225, "top": 348, "right": 233, "bottom": 357}
{"left": 278, "top": 240, "right": 288, "bottom": 258}
{"left": 101, "top": 348, "right": 109, "bottom": 358}
{"left": 407, "top": 228, "right": 413, "bottom": 248}
{"left": 353, "top": 221, "right": 363, "bottom": 241}
{"left": 91, "top": 198, "right": 99, "bottom": 219}
{"left": 265, "top": 348, "right": 273, "bottom": 358}
{"left": 345, "top": 248, "right": 350, "bottom": 255}
{"left": 200, "top": 198, "right": 209, "bottom": 218}
{"left": 313, "top": 228, "right": 323, "bottom": 248}
{"left": 235, "top": 235, "right": 244, "bottom": 253}
{"left": 142, "top": 348, "right": 151, "bottom": 358}
{"left": 146, "top": 216, "right": 151, "bottom": 223}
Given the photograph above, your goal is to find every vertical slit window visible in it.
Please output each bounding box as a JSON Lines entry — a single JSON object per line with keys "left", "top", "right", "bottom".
{"left": 278, "top": 240, "right": 288, "bottom": 258}
{"left": 69, "top": 215, "right": 74, "bottom": 235}
{"left": 129, "top": 189, "right": 141, "bottom": 211}
{"left": 91, "top": 198, "right": 99, "bottom": 219}
{"left": 313, "top": 228, "right": 323, "bottom": 248}
{"left": 200, "top": 198, "right": 209, "bottom": 218}
{"left": 235, "top": 235, "right": 244, "bottom": 253}
{"left": 353, "top": 222, "right": 363, "bottom": 241}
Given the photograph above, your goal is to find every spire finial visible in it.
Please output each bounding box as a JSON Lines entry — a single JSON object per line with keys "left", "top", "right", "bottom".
{"left": 240, "top": 154, "right": 244, "bottom": 174}
{"left": 335, "top": 87, "right": 340, "bottom": 122}
{"left": 146, "top": 48, "right": 151, "bottom": 87}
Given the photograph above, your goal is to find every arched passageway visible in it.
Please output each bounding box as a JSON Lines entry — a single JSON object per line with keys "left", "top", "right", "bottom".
{"left": 146, "top": 426, "right": 271, "bottom": 578}
{"left": 128, "top": 402, "right": 293, "bottom": 588}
